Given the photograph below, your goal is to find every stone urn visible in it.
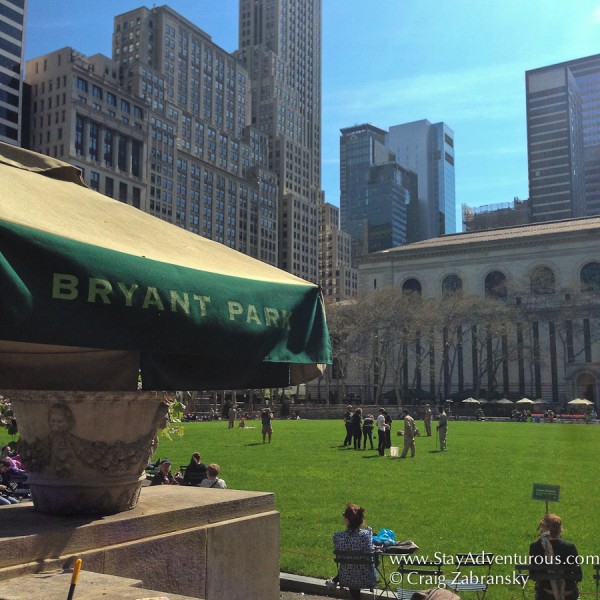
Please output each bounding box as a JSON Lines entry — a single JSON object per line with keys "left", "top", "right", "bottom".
{"left": 8, "top": 391, "right": 169, "bottom": 515}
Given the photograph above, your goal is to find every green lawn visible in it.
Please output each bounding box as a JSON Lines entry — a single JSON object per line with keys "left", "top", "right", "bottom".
{"left": 155, "top": 419, "right": 599, "bottom": 599}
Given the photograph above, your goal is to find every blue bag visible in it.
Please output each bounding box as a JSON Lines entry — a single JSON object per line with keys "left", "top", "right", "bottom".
{"left": 373, "top": 527, "right": 396, "bottom": 546}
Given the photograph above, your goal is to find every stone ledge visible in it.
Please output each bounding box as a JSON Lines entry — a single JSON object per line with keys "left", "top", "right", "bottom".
{"left": 0, "top": 569, "right": 200, "bottom": 599}
{"left": 0, "top": 487, "right": 275, "bottom": 571}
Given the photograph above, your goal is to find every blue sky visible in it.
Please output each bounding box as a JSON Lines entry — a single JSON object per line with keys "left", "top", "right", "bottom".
{"left": 25, "top": 1, "right": 600, "bottom": 230}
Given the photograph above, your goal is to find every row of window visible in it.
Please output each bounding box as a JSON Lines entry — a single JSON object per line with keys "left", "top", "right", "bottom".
{"left": 400, "top": 262, "right": 600, "bottom": 297}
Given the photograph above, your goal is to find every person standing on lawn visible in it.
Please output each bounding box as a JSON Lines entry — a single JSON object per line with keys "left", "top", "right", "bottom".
{"left": 437, "top": 407, "right": 448, "bottom": 451}
{"left": 351, "top": 408, "right": 363, "bottom": 450}
{"left": 261, "top": 407, "right": 273, "bottom": 443}
{"left": 362, "top": 413, "right": 375, "bottom": 450}
{"left": 343, "top": 405, "right": 353, "bottom": 446}
{"left": 400, "top": 409, "right": 417, "bottom": 458}
{"left": 423, "top": 404, "right": 432, "bottom": 436}
{"left": 376, "top": 408, "right": 387, "bottom": 456}
{"left": 384, "top": 409, "right": 393, "bottom": 450}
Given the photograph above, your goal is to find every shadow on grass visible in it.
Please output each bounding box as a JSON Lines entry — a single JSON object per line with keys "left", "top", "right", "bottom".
{"left": 245, "top": 442, "right": 264, "bottom": 446}
{"left": 362, "top": 454, "right": 384, "bottom": 459}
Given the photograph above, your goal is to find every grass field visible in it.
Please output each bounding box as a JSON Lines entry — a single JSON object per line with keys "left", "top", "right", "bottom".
{"left": 155, "top": 418, "right": 599, "bottom": 599}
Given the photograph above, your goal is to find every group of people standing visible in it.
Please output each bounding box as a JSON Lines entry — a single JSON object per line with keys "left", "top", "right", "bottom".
{"left": 342, "top": 404, "right": 448, "bottom": 456}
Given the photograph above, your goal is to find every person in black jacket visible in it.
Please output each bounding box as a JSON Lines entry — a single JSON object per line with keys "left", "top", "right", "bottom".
{"left": 182, "top": 452, "right": 207, "bottom": 485}
{"left": 343, "top": 405, "right": 353, "bottom": 446}
{"left": 351, "top": 408, "right": 363, "bottom": 450}
{"left": 528, "top": 513, "right": 582, "bottom": 600}
{"left": 362, "top": 414, "right": 374, "bottom": 450}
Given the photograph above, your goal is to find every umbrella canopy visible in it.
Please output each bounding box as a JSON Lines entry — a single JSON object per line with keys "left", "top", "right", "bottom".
{"left": 495, "top": 398, "right": 514, "bottom": 404}
{"left": 568, "top": 398, "right": 593, "bottom": 405}
{"left": 0, "top": 143, "right": 331, "bottom": 390}
{"left": 462, "top": 397, "right": 480, "bottom": 404}
{"left": 516, "top": 398, "right": 535, "bottom": 404}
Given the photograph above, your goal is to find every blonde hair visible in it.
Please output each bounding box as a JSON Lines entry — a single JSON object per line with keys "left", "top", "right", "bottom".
{"left": 538, "top": 513, "right": 562, "bottom": 538}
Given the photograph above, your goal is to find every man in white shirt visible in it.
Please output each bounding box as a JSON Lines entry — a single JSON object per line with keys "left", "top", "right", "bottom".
{"left": 376, "top": 409, "right": 387, "bottom": 456}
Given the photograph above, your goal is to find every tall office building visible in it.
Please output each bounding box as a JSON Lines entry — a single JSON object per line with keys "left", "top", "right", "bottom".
{"left": 26, "top": 6, "right": 279, "bottom": 266}
{"left": 0, "top": 0, "right": 26, "bottom": 145}
{"left": 318, "top": 202, "right": 357, "bottom": 301}
{"left": 386, "top": 119, "right": 456, "bottom": 241}
{"left": 237, "top": 0, "right": 322, "bottom": 282}
{"left": 340, "top": 124, "right": 423, "bottom": 265}
{"left": 526, "top": 54, "right": 600, "bottom": 222}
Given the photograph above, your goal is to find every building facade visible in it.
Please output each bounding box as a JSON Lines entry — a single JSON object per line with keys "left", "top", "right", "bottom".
{"left": 339, "top": 124, "right": 418, "bottom": 265}
{"left": 0, "top": 0, "right": 26, "bottom": 145}
{"left": 356, "top": 217, "right": 600, "bottom": 406}
{"left": 318, "top": 202, "right": 357, "bottom": 301}
{"left": 237, "top": 0, "right": 322, "bottom": 282}
{"left": 526, "top": 54, "right": 600, "bottom": 222}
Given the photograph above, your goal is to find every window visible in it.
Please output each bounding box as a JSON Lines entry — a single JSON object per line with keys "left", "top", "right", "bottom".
{"left": 105, "top": 176, "right": 114, "bottom": 198}
{"left": 485, "top": 271, "right": 507, "bottom": 299}
{"left": 580, "top": 261, "right": 600, "bottom": 292}
{"left": 119, "top": 182, "right": 128, "bottom": 203}
{"left": 92, "top": 84, "right": 103, "bottom": 100}
{"left": 120, "top": 99, "right": 130, "bottom": 113}
{"left": 106, "top": 92, "right": 117, "bottom": 107}
{"left": 76, "top": 77, "right": 88, "bottom": 93}
{"left": 531, "top": 266, "right": 555, "bottom": 295}
{"left": 133, "top": 105, "right": 143, "bottom": 119}
{"left": 442, "top": 274, "right": 463, "bottom": 298}
{"left": 402, "top": 278, "right": 422, "bottom": 296}
{"left": 90, "top": 171, "right": 100, "bottom": 191}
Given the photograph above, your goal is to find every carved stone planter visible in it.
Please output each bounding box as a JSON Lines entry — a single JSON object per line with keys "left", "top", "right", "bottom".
{"left": 8, "top": 391, "right": 168, "bottom": 515}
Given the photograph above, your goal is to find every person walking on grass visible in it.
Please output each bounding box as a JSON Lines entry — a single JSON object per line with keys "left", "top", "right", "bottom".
{"left": 261, "top": 407, "right": 273, "bottom": 443}
{"left": 400, "top": 409, "right": 417, "bottom": 458}
{"left": 437, "top": 407, "right": 448, "bottom": 451}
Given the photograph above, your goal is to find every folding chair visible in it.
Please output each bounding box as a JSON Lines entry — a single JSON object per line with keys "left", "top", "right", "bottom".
{"left": 334, "top": 550, "right": 378, "bottom": 599}
{"left": 517, "top": 562, "right": 581, "bottom": 600}
{"left": 445, "top": 552, "right": 494, "bottom": 599}
{"left": 390, "top": 557, "right": 444, "bottom": 600}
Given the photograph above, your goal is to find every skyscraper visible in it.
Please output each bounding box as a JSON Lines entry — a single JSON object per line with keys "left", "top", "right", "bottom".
{"left": 0, "top": 0, "right": 26, "bottom": 145}
{"left": 26, "top": 6, "right": 279, "bottom": 267}
{"left": 526, "top": 54, "right": 600, "bottom": 222}
{"left": 237, "top": 0, "right": 322, "bottom": 282}
{"left": 386, "top": 119, "right": 456, "bottom": 241}
{"left": 340, "top": 124, "right": 417, "bottom": 264}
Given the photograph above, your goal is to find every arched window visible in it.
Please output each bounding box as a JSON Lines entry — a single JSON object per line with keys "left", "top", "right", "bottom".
{"left": 442, "top": 274, "right": 463, "bottom": 298}
{"left": 531, "top": 266, "right": 555, "bottom": 296}
{"left": 402, "top": 278, "right": 422, "bottom": 296}
{"left": 485, "top": 271, "right": 507, "bottom": 299}
{"left": 581, "top": 262, "right": 600, "bottom": 292}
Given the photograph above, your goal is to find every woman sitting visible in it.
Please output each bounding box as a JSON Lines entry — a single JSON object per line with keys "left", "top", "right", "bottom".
{"left": 182, "top": 452, "right": 207, "bottom": 485}
{"left": 199, "top": 464, "right": 227, "bottom": 489}
{"left": 327, "top": 503, "right": 377, "bottom": 599}
{"left": 529, "top": 513, "right": 582, "bottom": 600}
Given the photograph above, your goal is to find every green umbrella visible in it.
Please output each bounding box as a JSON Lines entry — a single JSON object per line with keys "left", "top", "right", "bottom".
{"left": 0, "top": 143, "right": 331, "bottom": 390}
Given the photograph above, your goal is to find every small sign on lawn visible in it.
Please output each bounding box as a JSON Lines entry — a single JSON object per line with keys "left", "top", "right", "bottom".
{"left": 532, "top": 483, "right": 560, "bottom": 503}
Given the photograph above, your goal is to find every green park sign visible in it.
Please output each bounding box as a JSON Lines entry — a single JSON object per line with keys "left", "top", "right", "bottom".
{"left": 532, "top": 483, "right": 560, "bottom": 503}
